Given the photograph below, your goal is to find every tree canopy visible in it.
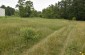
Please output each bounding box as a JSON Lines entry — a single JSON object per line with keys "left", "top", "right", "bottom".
{"left": 16, "top": 0, "right": 33, "bottom": 17}
{"left": 42, "top": 0, "right": 85, "bottom": 20}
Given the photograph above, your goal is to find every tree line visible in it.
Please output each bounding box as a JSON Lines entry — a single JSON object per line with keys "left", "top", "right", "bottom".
{"left": 42, "top": 0, "right": 85, "bottom": 20}
{"left": 0, "top": 0, "right": 85, "bottom": 20}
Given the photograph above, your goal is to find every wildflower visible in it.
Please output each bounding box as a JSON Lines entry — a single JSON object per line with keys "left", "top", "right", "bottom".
{"left": 79, "top": 52, "right": 84, "bottom": 55}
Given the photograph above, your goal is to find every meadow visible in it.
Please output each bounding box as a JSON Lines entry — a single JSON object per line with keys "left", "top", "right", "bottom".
{"left": 0, "top": 17, "right": 85, "bottom": 55}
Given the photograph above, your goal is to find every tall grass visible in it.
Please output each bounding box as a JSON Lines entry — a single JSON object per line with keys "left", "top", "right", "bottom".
{"left": 22, "top": 21, "right": 85, "bottom": 55}
{"left": 0, "top": 17, "right": 69, "bottom": 55}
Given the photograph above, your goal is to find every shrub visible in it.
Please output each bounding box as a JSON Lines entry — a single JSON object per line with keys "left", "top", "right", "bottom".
{"left": 72, "top": 17, "right": 76, "bottom": 20}
{"left": 20, "top": 27, "right": 40, "bottom": 43}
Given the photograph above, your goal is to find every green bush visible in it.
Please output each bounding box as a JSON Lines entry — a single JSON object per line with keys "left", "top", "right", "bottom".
{"left": 20, "top": 27, "right": 40, "bottom": 43}
{"left": 72, "top": 17, "right": 76, "bottom": 20}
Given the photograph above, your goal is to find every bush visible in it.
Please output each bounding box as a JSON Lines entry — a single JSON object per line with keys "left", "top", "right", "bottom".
{"left": 20, "top": 27, "right": 40, "bottom": 43}
{"left": 72, "top": 17, "right": 76, "bottom": 20}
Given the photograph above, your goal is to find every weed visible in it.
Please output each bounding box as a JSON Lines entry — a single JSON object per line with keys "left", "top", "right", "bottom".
{"left": 20, "top": 27, "right": 40, "bottom": 43}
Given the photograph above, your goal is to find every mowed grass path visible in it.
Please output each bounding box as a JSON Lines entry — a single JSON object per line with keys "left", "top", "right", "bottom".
{"left": 22, "top": 21, "right": 75, "bottom": 55}
{"left": 0, "top": 17, "right": 85, "bottom": 55}
{"left": 22, "top": 21, "right": 85, "bottom": 55}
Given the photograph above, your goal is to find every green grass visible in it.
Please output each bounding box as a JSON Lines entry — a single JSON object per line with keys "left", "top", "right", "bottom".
{"left": 0, "top": 17, "right": 69, "bottom": 55}
{"left": 0, "top": 17, "right": 85, "bottom": 55}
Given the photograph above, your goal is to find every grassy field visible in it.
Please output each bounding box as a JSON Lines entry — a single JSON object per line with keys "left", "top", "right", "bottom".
{"left": 0, "top": 17, "right": 85, "bottom": 55}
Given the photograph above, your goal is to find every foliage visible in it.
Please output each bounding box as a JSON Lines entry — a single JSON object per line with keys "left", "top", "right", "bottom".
{"left": 72, "top": 17, "right": 76, "bottom": 20}
{"left": 14, "top": 9, "right": 19, "bottom": 16}
{"left": 20, "top": 28, "right": 40, "bottom": 43}
{"left": 30, "top": 10, "right": 42, "bottom": 17}
{"left": 42, "top": 4, "right": 59, "bottom": 18}
{"left": 42, "top": 0, "right": 85, "bottom": 20}
{"left": 5, "top": 6, "right": 15, "bottom": 16}
{"left": 16, "top": 0, "right": 33, "bottom": 17}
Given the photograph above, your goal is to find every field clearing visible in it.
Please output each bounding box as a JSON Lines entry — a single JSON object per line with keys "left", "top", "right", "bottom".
{"left": 0, "top": 17, "right": 85, "bottom": 55}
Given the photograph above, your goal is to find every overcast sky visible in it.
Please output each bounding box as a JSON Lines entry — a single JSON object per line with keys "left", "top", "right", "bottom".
{"left": 0, "top": 0, "right": 61, "bottom": 11}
